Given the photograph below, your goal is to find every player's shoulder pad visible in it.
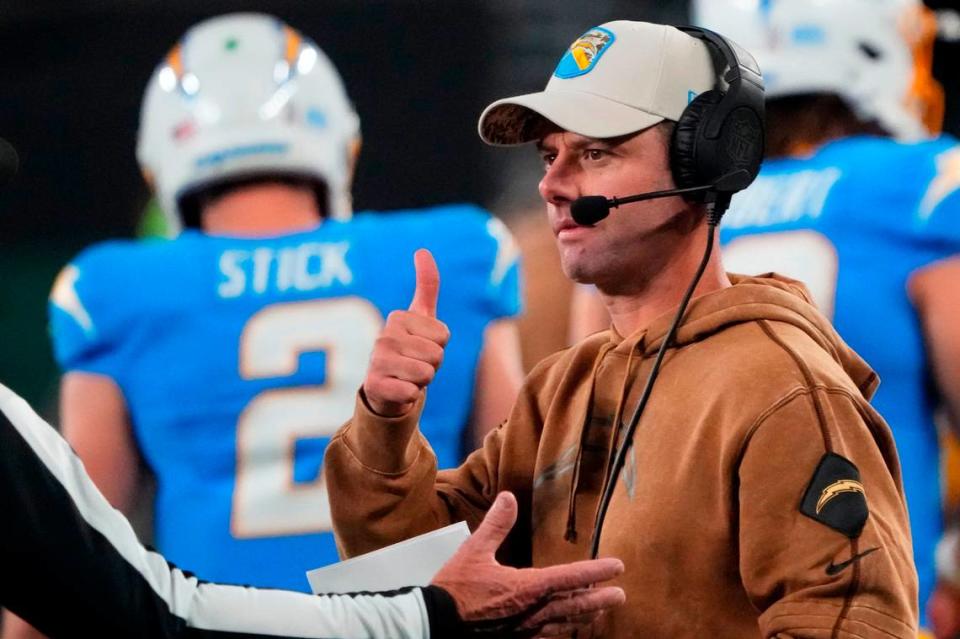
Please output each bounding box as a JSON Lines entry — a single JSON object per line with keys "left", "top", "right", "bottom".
{"left": 817, "top": 136, "right": 920, "bottom": 184}
{"left": 67, "top": 236, "right": 180, "bottom": 274}
{"left": 371, "top": 203, "right": 519, "bottom": 283}
{"left": 49, "top": 237, "right": 174, "bottom": 335}
{"left": 914, "top": 133, "right": 960, "bottom": 220}
{"left": 821, "top": 135, "right": 959, "bottom": 216}
{"left": 50, "top": 240, "right": 129, "bottom": 320}
{"left": 369, "top": 202, "right": 494, "bottom": 236}
{"left": 439, "top": 205, "right": 521, "bottom": 288}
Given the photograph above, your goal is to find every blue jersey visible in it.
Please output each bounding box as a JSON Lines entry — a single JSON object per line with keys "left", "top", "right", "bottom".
{"left": 48, "top": 205, "right": 521, "bottom": 592}
{"left": 721, "top": 135, "right": 960, "bottom": 622}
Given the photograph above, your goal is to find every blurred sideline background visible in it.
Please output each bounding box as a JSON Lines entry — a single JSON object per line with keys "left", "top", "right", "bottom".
{"left": 1, "top": 0, "right": 959, "bottom": 417}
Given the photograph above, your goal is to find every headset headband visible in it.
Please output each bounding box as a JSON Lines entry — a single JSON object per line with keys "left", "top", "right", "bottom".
{"left": 676, "top": 26, "right": 765, "bottom": 141}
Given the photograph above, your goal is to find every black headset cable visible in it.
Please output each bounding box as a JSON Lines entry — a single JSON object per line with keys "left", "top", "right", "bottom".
{"left": 588, "top": 196, "right": 728, "bottom": 559}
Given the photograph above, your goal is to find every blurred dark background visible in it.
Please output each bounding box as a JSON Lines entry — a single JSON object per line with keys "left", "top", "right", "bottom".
{"left": 1, "top": 0, "right": 958, "bottom": 413}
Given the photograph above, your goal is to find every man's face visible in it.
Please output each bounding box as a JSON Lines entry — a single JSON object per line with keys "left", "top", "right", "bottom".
{"left": 537, "top": 125, "right": 692, "bottom": 291}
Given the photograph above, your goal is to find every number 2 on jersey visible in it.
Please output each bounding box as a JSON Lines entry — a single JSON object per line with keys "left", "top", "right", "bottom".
{"left": 231, "top": 298, "right": 383, "bottom": 538}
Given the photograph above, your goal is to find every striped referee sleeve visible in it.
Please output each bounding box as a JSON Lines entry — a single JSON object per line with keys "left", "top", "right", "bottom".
{"left": 0, "top": 383, "right": 455, "bottom": 638}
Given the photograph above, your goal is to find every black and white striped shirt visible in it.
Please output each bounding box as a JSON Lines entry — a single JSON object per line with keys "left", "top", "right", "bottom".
{"left": 0, "top": 383, "right": 458, "bottom": 638}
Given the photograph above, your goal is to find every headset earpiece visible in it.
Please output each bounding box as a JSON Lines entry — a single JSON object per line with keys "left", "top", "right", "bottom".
{"left": 671, "top": 90, "right": 724, "bottom": 198}
{"left": 669, "top": 27, "right": 766, "bottom": 206}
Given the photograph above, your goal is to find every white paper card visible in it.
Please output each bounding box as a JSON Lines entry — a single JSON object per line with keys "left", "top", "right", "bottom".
{"left": 306, "top": 521, "right": 471, "bottom": 594}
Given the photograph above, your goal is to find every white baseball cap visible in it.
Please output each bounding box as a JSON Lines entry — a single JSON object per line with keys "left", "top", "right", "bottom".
{"left": 479, "top": 21, "right": 718, "bottom": 146}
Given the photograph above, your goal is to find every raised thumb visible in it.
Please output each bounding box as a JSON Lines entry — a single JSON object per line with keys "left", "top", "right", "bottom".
{"left": 408, "top": 248, "right": 440, "bottom": 318}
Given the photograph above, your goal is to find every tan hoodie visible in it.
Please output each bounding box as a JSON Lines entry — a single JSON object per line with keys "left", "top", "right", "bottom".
{"left": 325, "top": 274, "right": 918, "bottom": 638}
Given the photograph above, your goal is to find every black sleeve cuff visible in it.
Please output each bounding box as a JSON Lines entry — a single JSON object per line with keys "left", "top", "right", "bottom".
{"left": 420, "top": 585, "right": 463, "bottom": 637}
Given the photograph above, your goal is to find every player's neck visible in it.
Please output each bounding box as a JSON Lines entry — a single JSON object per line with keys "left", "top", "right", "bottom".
{"left": 600, "top": 236, "right": 730, "bottom": 338}
{"left": 201, "top": 184, "right": 323, "bottom": 237}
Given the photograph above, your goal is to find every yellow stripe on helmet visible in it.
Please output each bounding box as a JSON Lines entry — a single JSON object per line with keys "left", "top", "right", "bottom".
{"left": 284, "top": 26, "right": 302, "bottom": 65}
{"left": 900, "top": 5, "right": 945, "bottom": 136}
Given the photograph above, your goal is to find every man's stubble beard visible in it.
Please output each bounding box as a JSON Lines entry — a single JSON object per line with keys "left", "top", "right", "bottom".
{"left": 559, "top": 204, "right": 701, "bottom": 297}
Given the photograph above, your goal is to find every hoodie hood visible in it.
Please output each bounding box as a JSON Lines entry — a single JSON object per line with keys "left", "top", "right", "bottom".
{"left": 607, "top": 272, "right": 879, "bottom": 400}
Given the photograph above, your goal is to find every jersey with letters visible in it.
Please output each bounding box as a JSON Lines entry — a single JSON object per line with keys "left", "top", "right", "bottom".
{"left": 721, "top": 134, "right": 960, "bottom": 622}
{"left": 48, "top": 204, "right": 521, "bottom": 592}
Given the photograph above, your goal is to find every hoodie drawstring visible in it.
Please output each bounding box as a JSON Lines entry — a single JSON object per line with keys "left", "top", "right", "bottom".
{"left": 563, "top": 339, "right": 640, "bottom": 545}
{"left": 564, "top": 342, "right": 614, "bottom": 543}
{"left": 590, "top": 344, "right": 638, "bottom": 541}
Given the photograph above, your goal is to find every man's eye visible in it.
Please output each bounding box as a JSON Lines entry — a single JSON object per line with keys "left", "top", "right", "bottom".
{"left": 541, "top": 154, "right": 556, "bottom": 166}
{"left": 586, "top": 149, "right": 606, "bottom": 161}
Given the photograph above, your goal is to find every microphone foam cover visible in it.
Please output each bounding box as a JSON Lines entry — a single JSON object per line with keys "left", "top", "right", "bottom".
{"left": 571, "top": 195, "right": 610, "bottom": 226}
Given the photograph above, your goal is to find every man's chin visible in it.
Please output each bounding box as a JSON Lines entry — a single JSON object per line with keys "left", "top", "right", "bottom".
{"left": 563, "top": 263, "right": 626, "bottom": 296}
{"left": 560, "top": 261, "right": 593, "bottom": 285}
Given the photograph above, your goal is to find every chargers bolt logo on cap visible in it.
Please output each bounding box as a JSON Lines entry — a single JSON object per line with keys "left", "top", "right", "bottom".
{"left": 554, "top": 27, "right": 616, "bottom": 79}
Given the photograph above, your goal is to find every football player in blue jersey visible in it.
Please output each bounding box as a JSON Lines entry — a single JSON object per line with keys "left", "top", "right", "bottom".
{"left": 5, "top": 12, "right": 526, "bottom": 639}
{"left": 693, "top": 0, "right": 960, "bottom": 634}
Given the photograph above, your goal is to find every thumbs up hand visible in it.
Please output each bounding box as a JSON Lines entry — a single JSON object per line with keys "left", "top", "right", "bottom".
{"left": 362, "top": 249, "right": 451, "bottom": 417}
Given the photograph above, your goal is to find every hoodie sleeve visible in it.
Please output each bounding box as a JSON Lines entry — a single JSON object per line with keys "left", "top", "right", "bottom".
{"left": 324, "top": 390, "right": 493, "bottom": 558}
{"left": 325, "top": 372, "right": 547, "bottom": 567}
{"left": 737, "top": 385, "right": 918, "bottom": 638}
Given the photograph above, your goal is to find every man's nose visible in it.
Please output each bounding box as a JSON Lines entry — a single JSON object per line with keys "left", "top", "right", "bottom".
{"left": 538, "top": 160, "right": 579, "bottom": 205}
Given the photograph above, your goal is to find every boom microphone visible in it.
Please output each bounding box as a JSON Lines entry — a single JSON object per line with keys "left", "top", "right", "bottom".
{"left": 570, "top": 169, "right": 751, "bottom": 226}
{"left": 0, "top": 138, "right": 19, "bottom": 186}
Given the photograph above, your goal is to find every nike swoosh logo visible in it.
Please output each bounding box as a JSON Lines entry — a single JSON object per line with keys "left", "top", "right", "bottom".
{"left": 826, "top": 547, "right": 879, "bottom": 576}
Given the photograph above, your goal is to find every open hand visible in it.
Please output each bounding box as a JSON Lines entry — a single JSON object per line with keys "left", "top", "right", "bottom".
{"left": 431, "top": 492, "right": 625, "bottom": 637}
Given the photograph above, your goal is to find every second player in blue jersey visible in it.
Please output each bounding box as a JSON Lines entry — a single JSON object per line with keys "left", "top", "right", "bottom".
{"left": 50, "top": 206, "right": 520, "bottom": 591}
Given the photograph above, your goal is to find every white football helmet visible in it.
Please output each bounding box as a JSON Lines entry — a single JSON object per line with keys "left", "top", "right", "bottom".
{"left": 137, "top": 13, "right": 361, "bottom": 231}
{"left": 693, "top": 0, "right": 944, "bottom": 141}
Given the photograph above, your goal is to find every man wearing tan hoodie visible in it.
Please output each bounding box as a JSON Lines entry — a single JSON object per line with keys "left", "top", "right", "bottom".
{"left": 324, "top": 20, "right": 919, "bottom": 637}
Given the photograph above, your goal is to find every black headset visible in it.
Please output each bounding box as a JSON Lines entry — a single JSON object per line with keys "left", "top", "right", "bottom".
{"left": 670, "top": 26, "right": 766, "bottom": 204}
